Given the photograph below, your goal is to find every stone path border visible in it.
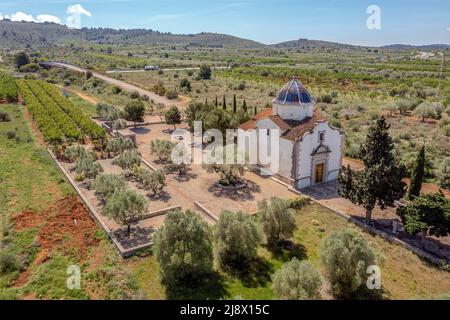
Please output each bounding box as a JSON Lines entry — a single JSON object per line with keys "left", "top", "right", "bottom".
{"left": 286, "top": 186, "right": 449, "bottom": 266}
{"left": 47, "top": 149, "right": 171, "bottom": 258}
{"left": 194, "top": 201, "right": 219, "bottom": 222}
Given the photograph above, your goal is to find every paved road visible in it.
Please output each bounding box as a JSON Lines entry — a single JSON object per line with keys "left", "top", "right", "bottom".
{"left": 39, "top": 61, "right": 185, "bottom": 108}
{"left": 105, "top": 66, "right": 230, "bottom": 74}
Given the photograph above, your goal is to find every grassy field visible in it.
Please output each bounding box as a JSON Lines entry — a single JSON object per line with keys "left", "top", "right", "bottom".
{"left": 0, "top": 104, "right": 136, "bottom": 299}
{"left": 129, "top": 202, "right": 450, "bottom": 300}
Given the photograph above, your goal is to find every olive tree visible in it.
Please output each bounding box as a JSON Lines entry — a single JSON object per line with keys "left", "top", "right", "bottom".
{"left": 203, "top": 163, "right": 245, "bottom": 186}
{"left": 92, "top": 174, "right": 127, "bottom": 200}
{"left": 103, "top": 189, "right": 147, "bottom": 236}
{"left": 154, "top": 210, "right": 213, "bottom": 284}
{"left": 272, "top": 259, "right": 322, "bottom": 300}
{"left": 112, "top": 149, "right": 142, "bottom": 170}
{"left": 215, "top": 211, "right": 261, "bottom": 268}
{"left": 320, "top": 228, "right": 376, "bottom": 299}
{"left": 142, "top": 170, "right": 166, "bottom": 197}
{"left": 413, "top": 102, "right": 439, "bottom": 122}
{"left": 65, "top": 145, "right": 89, "bottom": 162}
{"left": 96, "top": 103, "right": 120, "bottom": 122}
{"left": 150, "top": 139, "right": 175, "bottom": 162}
{"left": 75, "top": 153, "right": 103, "bottom": 180}
{"left": 258, "top": 197, "right": 297, "bottom": 247}
{"left": 106, "top": 137, "right": 134, "bottom": 156}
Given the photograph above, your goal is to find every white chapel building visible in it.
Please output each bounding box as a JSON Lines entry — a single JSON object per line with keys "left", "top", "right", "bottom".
{"left": 239, "top": 78, "right": 345, "bottom": 189}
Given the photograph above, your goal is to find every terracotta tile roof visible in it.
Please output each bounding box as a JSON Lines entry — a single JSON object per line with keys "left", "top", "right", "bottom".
{"left": 238, "top": 108, "right": 327, "bottom": 141}
{"left": 268, "top": 115, "right": 291, "bottom": 130}
{"left": 281, "top": 111, "right": 326, "bottom": 141}
{"left": 238, "top": 108, "right": 272, "bottom": 130}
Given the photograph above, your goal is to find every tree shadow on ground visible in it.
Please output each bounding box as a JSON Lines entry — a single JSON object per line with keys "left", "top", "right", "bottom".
{"left": 165, "top": 165, "right": 198, "bottom": 182}
{"left": 207, "top": 180, "right": 261, "bottom": 202}
{"left": 268, "top": 240, "right": 308, "bottom": 263}
{"left": 130, "top": 127, "right": 150, "bottom": 135}
{"left": 226, "top": 256, "right": 274, "bottom": 288}
{"left": 164, "top": 272, "right": 230, "bottom": 300}
{"left": 147, "top": 190, "right": 171, "bottom": 202}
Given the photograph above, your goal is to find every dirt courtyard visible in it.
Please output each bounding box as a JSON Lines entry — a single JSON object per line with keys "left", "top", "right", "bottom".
{"left": 132, "top": 121, "right": 299, "bottom": 220}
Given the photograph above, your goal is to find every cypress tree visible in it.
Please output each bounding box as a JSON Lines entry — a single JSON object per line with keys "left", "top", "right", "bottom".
{"left": 233, "top": 94, "right": 237, "bottom": 113}
{"left": 223, "top": 95, "right": 227, "bottom": 110}
{"left": 408, "top": 145, "right": 425, "bottom": 198}
{"left": 243, "top": 100, "right": 248, "bottom": 113}
{"left": 215, "top": 96, "right": 218, "bottom": 107}
{"left": 254, "top": 106, "right": 257, "bottom": 115}
{"left": 205, "top": 97, "right": 208, "bottom": 106}
{"left": 338, "top": 117, "right": 407, "bottom": 221}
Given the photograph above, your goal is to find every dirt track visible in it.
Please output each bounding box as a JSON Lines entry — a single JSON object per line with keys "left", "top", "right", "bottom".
{"left": 41, "top": 61, "right": 186, "bottom": 108}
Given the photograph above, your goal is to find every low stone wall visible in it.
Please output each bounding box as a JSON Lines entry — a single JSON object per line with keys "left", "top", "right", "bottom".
{"left": 194, "top": 201, "right": 219, "bottom": 222}
{"left": 287, "top": 186, "right": 449, "bottom": 266}
{"left": 47, "top": 149, "right": 155, "bottom": 258}
{"left": 131, "top": 205, "right": 181, "bottom": 223}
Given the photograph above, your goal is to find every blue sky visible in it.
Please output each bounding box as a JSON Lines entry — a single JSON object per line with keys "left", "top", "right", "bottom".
{"left": 0, "top": 0, "right": 449, "bottom": 46}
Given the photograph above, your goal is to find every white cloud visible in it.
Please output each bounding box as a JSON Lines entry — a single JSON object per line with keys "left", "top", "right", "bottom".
{"left": 66, "top": 4, "right": 92, "bottom": 17}
{"left": 37, "top": 14, "right": 61, "bottom": 24}
{"left": 0, "top": 11, "right": 61, "bottom": 24}
{"left": 66, "top": 4, "right": 92, "bottom": 28}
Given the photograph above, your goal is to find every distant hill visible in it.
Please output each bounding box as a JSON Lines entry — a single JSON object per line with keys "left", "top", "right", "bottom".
{"left": 381, "top": 44, "right": 450, "bottom": 50}
{"left": 0, "top": 20, "right": 265, "bottom": 49}
{"left": 0, "top": 20, "right": 449, "bottom": 51}
{"left": 272, "top": 38, "right": 360, "bottom": 50}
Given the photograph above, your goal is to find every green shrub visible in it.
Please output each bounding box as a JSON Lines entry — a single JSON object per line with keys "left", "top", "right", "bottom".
{"left": 0, "top": 251, "right": 21, "bottom": 274}
{"left": 321, "top": 228, "right": 376, "bottom": 299}
{"left": 0, "top": 111, "right": 11, "bottom": 122}
{"left": 5, "top": 130, "right": 16, "bottom": 139}
{"left": 215, "top": 211, "right": 261, "bottom": 268}
{"left": 272, "top": 259, "right": 322, "bottom": 300}
{"left": 289, "top": 197, "right": 310, "bottom": 209}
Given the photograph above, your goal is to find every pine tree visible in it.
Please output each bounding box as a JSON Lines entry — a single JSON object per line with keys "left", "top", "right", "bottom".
{"left": 233, "top": 94, "right": 237, "bottom": 113}
{"left": 223, "top": 95, "right": 227, "bottom": 110}
{"left": 408, "top": 145, "right": 425, "bottom": 198}
{"left": 243, "top": 100, "right": 248, "bottom": 113}
{"left": 338, "top": 117, "right": 407, "bottom": 221}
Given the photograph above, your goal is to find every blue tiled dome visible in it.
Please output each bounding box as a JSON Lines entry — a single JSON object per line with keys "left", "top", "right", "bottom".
{"left": 274, "top": 78, "right": 313, "bottom": 105}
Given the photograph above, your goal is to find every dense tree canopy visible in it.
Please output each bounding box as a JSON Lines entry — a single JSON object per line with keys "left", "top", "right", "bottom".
{"left": 408, "top": 145, "right": 425, "bottom": 198}
{"left": 215, "top": 211, "right": 261, "bottom": 268}
{"left": 338, "top": 117, "right": 406, "bottom": 220}
{"left": 198, "top": 64, "right": 212, "bottom": 80}
{"left": 164, "top": 106, "right": 182, "bottom": 130}
{"left": 397, "top": 192, "right": 450, "bottom": 239}
{"left": 272, "top": 259, "right": 322, "bottom": 300}
{"left": 103, "top": 189, "right": 147, "bottom": 236}
{"left": 321, "top": 228, "right": 376, "bottom": 299}
{"left": 258, "top": 197, "right": 297, "bottom": 247}
{"left": 123, "top": 101, "right": 145, "bottom": 128}
{"left": 154, "top": 210, "right": 213, "bottom": 284}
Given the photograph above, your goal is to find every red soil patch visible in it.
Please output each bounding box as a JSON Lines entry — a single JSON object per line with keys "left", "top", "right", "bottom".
{"left": 37, "top": 195, "right": 100, "bottom": 258}
{"left": 12, "top": 196, "right": 100, "bottom": 286}
{"left": 13, "top": 209, "right": 44, "bottom": 231}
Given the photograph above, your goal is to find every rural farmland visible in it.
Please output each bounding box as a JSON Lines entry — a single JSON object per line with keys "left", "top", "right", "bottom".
{"left": 0, "top": 1, "right": 450, "bottom": 308}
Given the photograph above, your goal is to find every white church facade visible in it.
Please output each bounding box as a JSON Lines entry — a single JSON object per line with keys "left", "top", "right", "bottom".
{"left": 238, "top": 78, "right": 345, "bottom": 189}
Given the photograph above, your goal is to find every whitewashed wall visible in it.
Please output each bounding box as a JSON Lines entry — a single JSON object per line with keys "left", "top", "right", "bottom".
{"left": 295, "top": 122, "right": 343, "bottom": 189}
